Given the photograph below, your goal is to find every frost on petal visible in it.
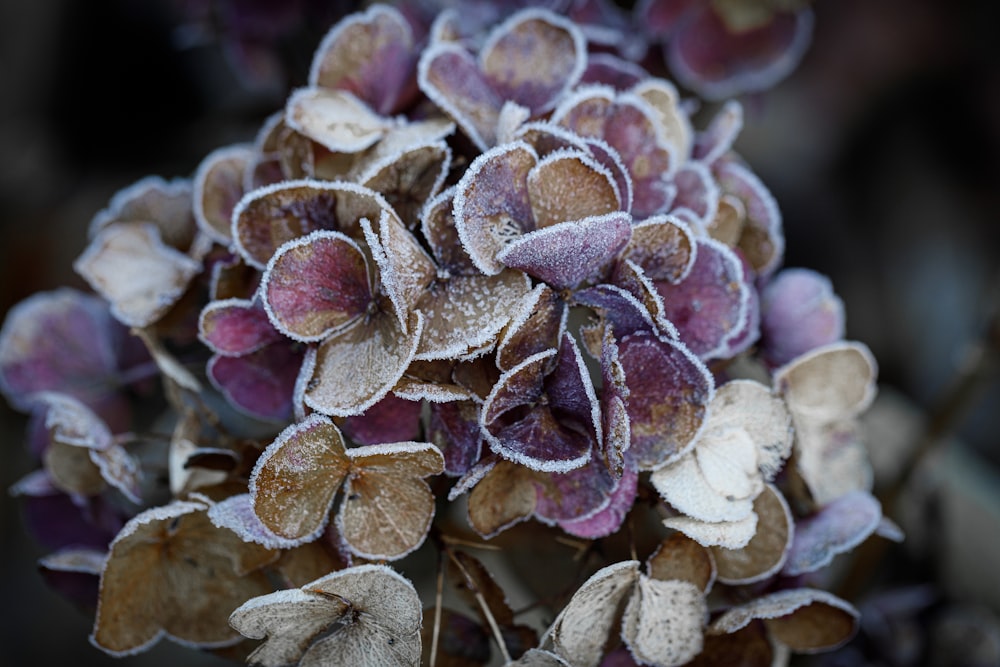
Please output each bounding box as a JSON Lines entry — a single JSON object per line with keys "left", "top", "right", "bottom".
{"left": 633, "top": 77, "right": 693, "bottom": 161}
{"left": 89, "top": 176, "right": 196, "bottom": 252}
{"left": 553, "top": 87, "right": 675, "bottom": 218}
{"left": 656, "top": 238, "right": 749, "bottom": 360}
{"left": 575, "top": 283, "right": 665, "bottom": 343}
{"left": 360, "top": 141, "right": 451, "bottom": 229}
{"left": 618, "top": 332, "right": 713, "bottom": 470}
{"left": 428, "top": 400, "right": 482, "bottom": 476}
{"left": 709, "top": 588, "right": 859, "bottom": 653}
{"left": 557, "top": 463, "right": 638, "bottom": 539}
{"left": 467, "top": 459, "right": 537, "bottom": 538}
{"left": 193, "top": 144, "right": 252, "bottom": 243}
{"left": 498, "top": 213, "right": 631, "bottom": 290}
{"left": 760, "top": 268, "right": 845, "bottom": 369}
{"left": 669, "top": 161, "right": 719, "bottom": 230}
{"left": 199, "top": 299, "right": 283, "bottom": 356}
{"left": 262, "top": 231, "right": 372, "bottom": 342}
{"left": 497, "top": 284, "right": 566, "bottom": 372}
{"left": 480, "top": 9, "right": 585, "bottom": 114}
{"left": 774, "top": 342, "right": 878, "bottom": 422}
{"left": 340, "top": 394, "right": 422, "bottom": 446}
{"left": 666, "top": 6, "right": 814, "bottom": 101}
{"left": 419, "top": 42, "right": 504, "bottom": 150}
{"left": 551, "top": 560, "right": 639, "bottom": 667}
{"left": 75, "top": 222, "right": 201, "bottom": 328}
{"left": 309, "top": 5, "right": 418, "bottom": 115}
{"left": 533, "top": 447, "right": 617, "bottom": 524}
{"left": 421, "top": 186, "right": 476, "bottom": 273}
{"left": 708, "top": 380, "right": 793, "bottom": 481}
{"left": 715, "top": 161, "right": 783, "bottom": 277}
{"left": 286, "top": 88, "right": 392, "bottom": 154}
{"left": 620, "top": 215, "right": 695, "bottom": 285}
{"left": 208, "top": 494, "right": 319, "bottom": 551}
{"left": 233, "top": 180, "right": 392, "bottom": 269}
{"left": 694, "top": 431, "right": 760, "bottom": 507}
{"left": 621, "top": 576, "right": 705, "bottom": 667}
{"left": 527, "top": 151, "right": 621, "bottom": 229}
{"left": 38, "top": 547, "right": 105, "bottom": 612}
{"left": 208, "top": 343, "right": 304, "bottom": 422}
{"left": 712, "top": 484, "right": 793, "bottom": 584}
{"left": 663, "top": 512, "right": 759, "bottom": 550}
{"left": 250, "top": 415, "right": 350, "bottom": 540}
{"left": 454, "top": 142, "right": 538, "bottom": 275}
{"left": 305, "top": 310, "right": 423, "bottom": 417}
{"left": 339, "top": 442, "right": 444, "bottom": 560}
{"left": 416, "top": 270, "right": 531, "bottom": 360}
{"left": 651, "top": 442, "right": 755, "bottom": 524}
{"left": 483, "top": 338, "right": 598, "bottom": 473}
{"left": 92, "top": 500, "right": 275, "bottom": 656}
{"left": 646, "top": 533, "right": 716, "bottom": 593}
{"left": 230, "top": 565, "right": 421, "bottom": 667}
{"left": 783, "top": 490, "right": 883, "bottom": 576}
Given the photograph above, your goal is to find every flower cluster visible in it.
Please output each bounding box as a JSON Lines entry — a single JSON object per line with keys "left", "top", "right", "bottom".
{"left": 2, "top": 3, "right": 893, "bottom": 667}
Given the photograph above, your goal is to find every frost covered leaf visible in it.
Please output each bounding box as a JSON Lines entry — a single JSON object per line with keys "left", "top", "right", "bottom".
{"left": 262, "top": 230, "right": 373, "bottom": 342}
{"left": 233, "top": 180, "right": 394, "bottom": 269}
{"left": 646, "top": 533, "right": 716, "bottom": 593}
{"left": 360, "top": 141, "right": 450, "bottom": 229}
{"left": 250, "top": 414, "right": 350, "bottom": 541}
{"left": 194, "top": 144, "right": 252, "bottom": 243}
{"left": 286, "top": 88, "right": 393, "bottom": 154}
{"left": 704, "top": 380, "right": 793, "bottom": 481}
{"left": 309, "top": 4, "right": 419, "bottom": 116}
{"left": 775, "top": 341, "right": 878, "bottom": 422}
{"left": 633, "top": 78, "right": 693, "bottom": 162}
{"left": 92, "top": 500, "right": 275, "bottom": 656}
{"left": 75, "top": 222, "right": 201, "bottom": 328}
{"left": 551, "top": 560, "right": 639, "bottom": 667}
{"left": 760, "top": 268, "right": 845, "bottom": 369}
{"left": 617, "top": 331, "right": 713, "bottom": 470}
{"left": 338, "top": 441, "right": 444, "bottom": 560}
{"left": 526, "top": 151, "right": 620, "bottom": 228}
{"left": 709, "top": 588, "right": 859, "bottom": 653}
{"left": 497, "top": 212, "right": 631, "bottom": 290}
{"left": 340, "top": 394, "right": 422, "bottom": 446}
{"left": 40, "top": 392, "right": 141, "bottom": 503}
{"left": 556, "top": 462, "right": 637, "bottom": 539}
{"left": 229, "top": 564, "right": 421, "bottom": 667}
{"left": 209, "top": 494, "right": 313, "bottom": 551}
{"left": 783, "top": 490, "right": 883, "bottom": 576}
{"left": 712, "top": 484, "right": 793, "bottom": 584}
{"left": 621, "top": 576, "right": 706, "bottom": 667}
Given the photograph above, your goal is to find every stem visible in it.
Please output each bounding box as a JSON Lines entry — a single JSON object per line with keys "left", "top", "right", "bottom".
{"left": 430, "top": 551, "right": 444, "bottom": 667}
{"left": 447, "top": 548, "right": 512, "bottom": 664}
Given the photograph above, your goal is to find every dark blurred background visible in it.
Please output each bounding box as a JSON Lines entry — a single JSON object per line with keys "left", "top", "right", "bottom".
{"left": 1, "top": 0, "right": 998, "bottom": 664}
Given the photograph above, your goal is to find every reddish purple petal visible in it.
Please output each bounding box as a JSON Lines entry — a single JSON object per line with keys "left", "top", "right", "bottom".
{"left": 557, "top": 462, "right": 638, "bottom": 538}
{"left": 208, "top": 343, "right": 304, "bottom": 422}
{"left": 419, "top": 42, "right": 504, "bottom": 150}
{"left": 761, "top": 268, "right": 844, "bottom": 368}
{"left": 340, "top": 394, "right": 422, "bottom": 446}
{"left": 783, "top": 491, "right": 884, "bottom": 576}
{"left": 428, "top": 400, "right": 483, "bottom": 477}
{"left": 199, "top": 298, "right": 283, "bottom": 356}
{"left": 581, "top": 53, "right": 649, "bottom": 90}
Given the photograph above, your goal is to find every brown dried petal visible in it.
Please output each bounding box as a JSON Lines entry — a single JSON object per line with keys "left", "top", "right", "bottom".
{"left": 338, "top": 442, "right": 444, "bottom": 560}
{"left": 527, "top": 151, "right": 621, "bottom": 228}
{"left": 88, "top": 176, "right": 196, "bottom": 251}
{"left": 712, "top": 484, "right": 793, "bottom": 584}
{"left": 467, "top": 459, "right": 537, "bottom": 538}
{"left": 497, "top": 284, "right": 566, "bottom": 372}
{"left": 194, "top": 144, "right": 252, "bottom": 243}
{"left": 685, "top": 622, "right": 773, "bottom": 667}
{"left": 621, "top": 576, "right": 706, "bottom": 667}
{"left": 92, "top": 500, "right": 274, "bottom": 655}
{"left": 621, "top": 214, "right": 696, "bottom": 284}
{"left": 551, "top": 560, "right": 639, "bottom": 667}
{"left": 646, "top": 533, "right": 716, "bottom": 593}
{"left": 360, "top": 141, "right": 451, "bottom": 229}
{"left": 286, "top": 88, "right": 392, "bottom": 154}
{"left": 709, "top": 588, "right": 859, "bottom": 653}
{"left": 75, "top": 222, "right": 201, "bottom": 328}
{"left": 305, "top": 310, "right": 424, "bottom": 417}
{"left": 250, "top": 415, "right": 350, "bottom": 540}
{"left": 632, "top": 78, "right": 693, "bottom": 160}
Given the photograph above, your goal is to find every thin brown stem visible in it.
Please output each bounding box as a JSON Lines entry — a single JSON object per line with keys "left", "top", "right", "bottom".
{"left": 429, "top": 551, "right": 445, "bottom": 667}
{"left": 446, "top": 547, "right": 512, "bottom": 663}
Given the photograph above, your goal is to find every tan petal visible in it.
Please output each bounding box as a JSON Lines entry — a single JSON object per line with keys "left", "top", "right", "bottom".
{"left": 250, "top": 415, "right": 350, "bottom": 540}
{"left": 712, "top": 484, "right": 793, "bottom": 584}
{"left": 774, "top": 341, "right": 877, "bottom": 422}
{"left": 194, "top": 144, "right": 252, "bottom": 243}
{"left": 663, "top": 512, "right": 759, "bottom": 550}
{"left": 707, "top": 193, "right": 747, "bottom": 246}
{"left": 305, "top": 310, "right": 424, "bottom": 417}
{"left": 359, "top": 141, "right": 451, "bottom": 229}
{"left": 646, "top": 533, "right": 716, "bottom": 593}
{"left": 651, "top": 452, "right": 755, "bottom": 524}
{"left": 89, "top": 176, "right": 197, "bottom": 252}
{"left": 338, "top": 442, "right": 444, "bottom": 559}
{"left": 286, "top": 88, "right": 392, "bottom": 153}
{"left": 467, "top": 459, "right": 537, "bottom": 538}
{"left": 707, "top": 380, "right": 793, "bottom": 481}
{"left": 632, "top": 77, "right": 692, "bottom": 160}
{"left": 45, "top": 439, "right": 105, "bottom": 496}
{"left": 75, "top": 222, "right": 201, "bottom": 327}
{"left": 551, "top": 560, "right": 639, "bottom": 667}
{"left": 621, "top": 576, "right": 706, "bottom": 667}
{"left": 622, "top": 214, "right": 696, "bottom": 284}
{"left": 527, "top": 151, "right": 620, "bottom": 228}
{"left": 792, "top": 418, "right": 874, "bottom": 506}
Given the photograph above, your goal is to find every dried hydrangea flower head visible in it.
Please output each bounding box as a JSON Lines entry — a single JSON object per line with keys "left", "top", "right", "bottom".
{"left": 0, "top": 3, "right": 894, "bottom": 667}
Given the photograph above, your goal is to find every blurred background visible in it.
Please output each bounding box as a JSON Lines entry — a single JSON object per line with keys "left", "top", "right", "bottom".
{"left": 1, "top": 0, "right": 998, "bottom": 664}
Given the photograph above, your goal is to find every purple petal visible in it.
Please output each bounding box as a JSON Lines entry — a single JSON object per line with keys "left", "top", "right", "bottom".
{"left": 340, "top": 394, "right": 422, "bottom": 446}
{"left": 581, "top": 53, "right": 649, "bottom": 90}
{"left": 760, "top": 268, "right": 845, "bottom": 368}
{"left": 419, "top": 42, "right": 504, "bottom": 150}
{"left": 428, "top": 400, "right": 483, "bottom": 477}
{"left": 498, "top": 212, "right": 631, "bottom": 290}
{"left": 558, "top": 463, "right": 638, "bottom": 538}
{"left": 199, "top": 298, "right": 284, "bottom": 356}
{"left": 783, "top": 490, "right": 884, "bottom": 576}
{"left": 715, "top": 160, "right": 783, "bottom": 277}
{"left": 208, "top": 343, "right": 304, "bottom": 422}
